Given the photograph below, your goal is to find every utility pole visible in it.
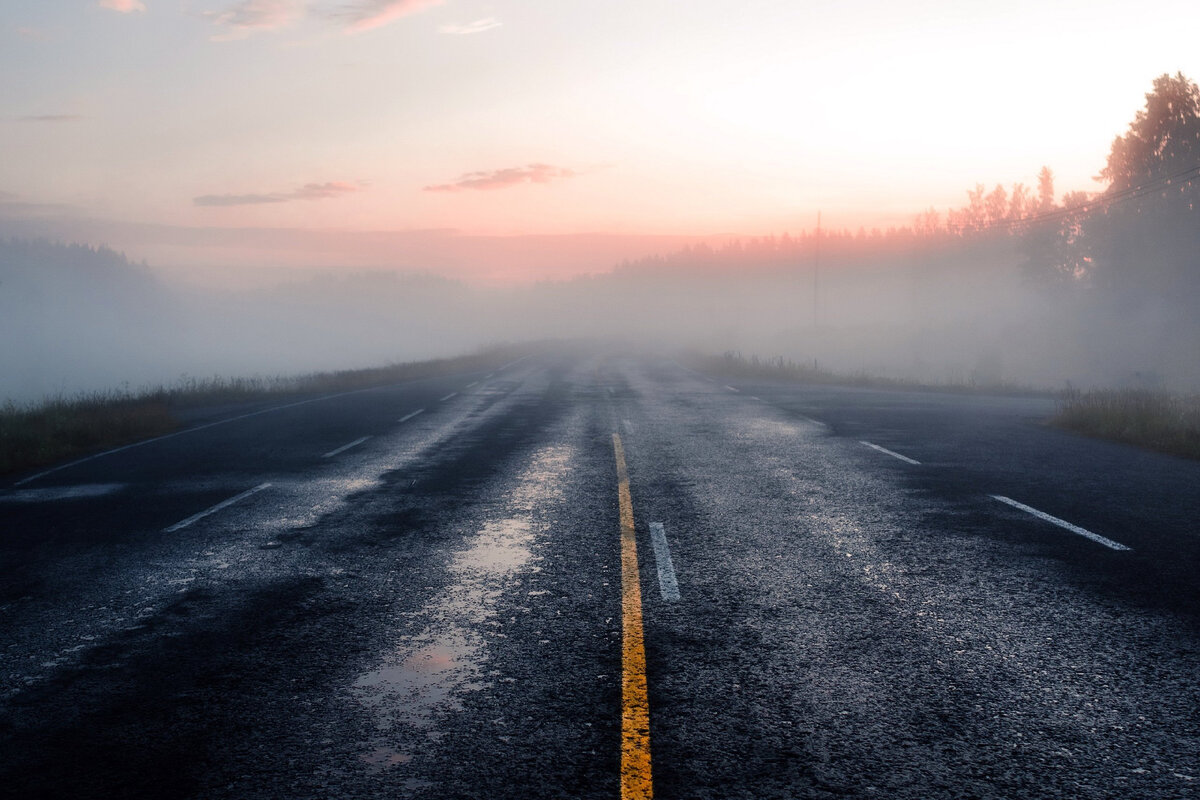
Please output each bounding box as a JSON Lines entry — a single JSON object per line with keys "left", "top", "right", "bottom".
{"left": 812, "top": 211, "right": 821, "bottom": 328}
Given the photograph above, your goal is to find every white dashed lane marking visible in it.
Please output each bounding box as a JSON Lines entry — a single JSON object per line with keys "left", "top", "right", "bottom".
{"left": 990, "top": 495, "right": 1132, "bottom": 551}
{"left": 860, "top": 440, "right": 920, "bottom": 465}
{"left": 164, "top": 483, "right": 272, "bottom": 533}
{"left": 322, "top": 436, "right": 370, "bottom": 458}
{"left": 648, "top": 522, "right": 681, "bottom": 602}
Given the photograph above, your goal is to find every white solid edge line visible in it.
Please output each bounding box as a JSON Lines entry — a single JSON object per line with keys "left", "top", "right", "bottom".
{"left": 860, "top": 440, "right": 921, "bottom": 465}
{"left": 13, "top": 355, "right": 535, "bottom": 488}
{"left": 648, "top": 522, "right": 682, "bottom": 602}
{"left": 399, "top": 408, "right": 425, "bottom": 423}
{"left": 724, "top": 385, "right": 740, "bottom": 393}
{"left": 164, "top": 482, "right": 272, "bottom": 533}
{"left": 12, "top": 365, "right": 487, "bottom": 487}
{"left": 439, "top": 392, "right": 457, "bottom": 402}
{"left": 990, "top": 495, "right": 1132, "bottom": 551}
{"left": 322, "top": 435, "right": 370, "bottom": 459}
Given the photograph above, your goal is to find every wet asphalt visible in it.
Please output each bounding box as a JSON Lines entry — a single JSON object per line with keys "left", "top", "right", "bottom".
{"left": 2, "top": 347, "right": 1199, "bottom": 799}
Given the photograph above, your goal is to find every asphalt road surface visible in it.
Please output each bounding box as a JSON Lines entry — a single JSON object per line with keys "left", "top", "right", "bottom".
{"left": 3, "top": 348, "right": 1199, "bottom": 799}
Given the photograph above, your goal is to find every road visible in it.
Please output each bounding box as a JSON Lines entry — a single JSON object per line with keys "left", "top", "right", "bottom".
{"left": 2, "top": 347, "right": 1199, "bottom": 799}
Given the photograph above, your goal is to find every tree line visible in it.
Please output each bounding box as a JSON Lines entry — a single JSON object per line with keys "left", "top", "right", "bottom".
{"left": 620, "top": 73, "right": 1200, "bottom": 308}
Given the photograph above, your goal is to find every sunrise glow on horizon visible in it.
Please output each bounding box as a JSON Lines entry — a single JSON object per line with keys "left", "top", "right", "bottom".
{"left": 3, "top": 0, "right": 1200, "bottom": 282}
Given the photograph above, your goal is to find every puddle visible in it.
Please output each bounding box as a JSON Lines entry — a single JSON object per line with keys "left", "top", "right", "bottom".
{"left": 354, "top": 623, "right": 480, "bottom": 731}
{"left": 0, "top": 483, "right": 125, "bottom": 503}
{"left": 350, "top": 445, "right": 571, "bottom": 770}
{"left": 352, "top": 518, "right": 534, "bottom": 749}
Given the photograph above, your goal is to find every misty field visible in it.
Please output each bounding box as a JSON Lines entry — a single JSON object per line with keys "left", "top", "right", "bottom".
{"left": 696, "top": 351, "right": 1039, "bottom": 394}
{"left": 0, "top": 393, "right": 178, "bottom": 477}
{"left": 1053, "top": 389, "right": 1200, "bottom": 460}
{"left": 698, "top": 351, "right": 1200, "bottom": 460}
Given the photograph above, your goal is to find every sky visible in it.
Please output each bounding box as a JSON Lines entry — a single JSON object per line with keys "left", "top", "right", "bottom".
{"left": 2, "top": 0, "right": 1199, "bottom": 283}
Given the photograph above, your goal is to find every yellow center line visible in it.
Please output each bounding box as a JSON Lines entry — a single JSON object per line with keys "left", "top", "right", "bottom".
{"left": 612, "top": 432, "right": 653, "bottom": 799}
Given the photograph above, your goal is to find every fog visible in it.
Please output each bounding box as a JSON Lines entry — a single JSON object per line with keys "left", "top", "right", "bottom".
{"left": 4, "top": 73, "right": 1198, "bottom": 404}
{"left": 0, "top": 241, "right": 490, "bottom": 402}
{"left": 3, "top": 215, "right": 1198, "bottom": 405}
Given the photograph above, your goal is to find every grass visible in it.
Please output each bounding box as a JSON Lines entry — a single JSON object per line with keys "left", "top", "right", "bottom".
{"left": 0, "top": 394, "right": 179, "bottom": 478}
{"left": 694, "top": 351, "right": 1200, "bottom": 460}
{"left": 690, "top": 350, "right": 1040, "bottom": 395}
{"left": 1053, "top": 388, "right": 1200, "bottom": 460}
{"left": 0, "top": 346, "right": 527, "bottom": 478}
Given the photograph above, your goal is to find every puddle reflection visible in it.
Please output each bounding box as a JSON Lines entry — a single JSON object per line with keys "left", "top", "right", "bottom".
{"left": 351, "top": 445, "right": 571, "bottom": 771}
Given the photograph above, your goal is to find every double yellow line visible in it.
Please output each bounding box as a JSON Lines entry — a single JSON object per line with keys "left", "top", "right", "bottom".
{"left": 612, "top": 433, "right": 653, "bottom": 799}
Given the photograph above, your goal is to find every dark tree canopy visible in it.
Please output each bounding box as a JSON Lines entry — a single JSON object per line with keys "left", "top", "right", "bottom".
{"left": 1088, "top": 72, "right": 1200, "bottom": 299}
{"left": 1098, "top": 72, "right": 1200, "bottom": 195}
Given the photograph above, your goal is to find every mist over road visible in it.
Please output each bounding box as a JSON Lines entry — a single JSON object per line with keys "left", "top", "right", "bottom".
{"left": 2, "top": 348, "right": 1198, "bottom": 799}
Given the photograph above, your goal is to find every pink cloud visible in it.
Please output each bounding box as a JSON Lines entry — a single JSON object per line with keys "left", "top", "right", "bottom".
{"left": 194, "top": 180, "right": 362, "bottom": 206}
{"left": 204, "top": 0, "right": 303, "bottom": 39}
{"left": 424, "top": 164, "right": 578, "bottom": 193}
{"left": 338, "top": 0, "right": 443, "bottom": 34}
{"left": 292, "top": 181, "right": 359, "bottom": 199}
{"left": 194, "top": 193, "right": 288, "bottom": 207}
{"left": 98, "top": 0, "right": 146, "bottom": 12}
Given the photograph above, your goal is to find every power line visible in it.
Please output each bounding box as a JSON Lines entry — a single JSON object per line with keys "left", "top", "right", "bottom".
{"left": 962, "top": 163, "right": 1200, "bottom": 233}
